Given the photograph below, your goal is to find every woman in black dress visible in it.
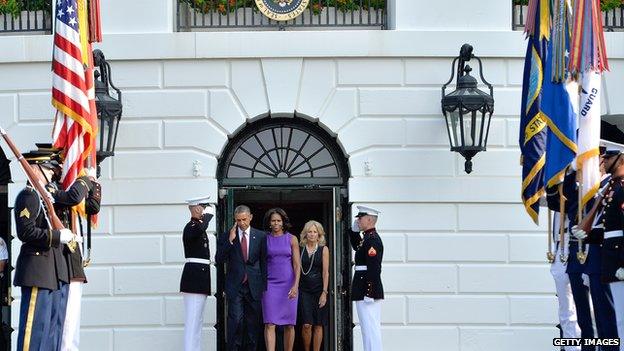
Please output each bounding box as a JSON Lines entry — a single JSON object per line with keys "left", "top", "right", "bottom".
{"left": 298, "top": 220, "right": 330, "bottom": 351}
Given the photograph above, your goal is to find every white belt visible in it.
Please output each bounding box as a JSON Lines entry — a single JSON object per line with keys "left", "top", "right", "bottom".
{"left": 354, "top": 265, "right": 367, "bottom": 271}
{"left": 186, "top": 258, "right": 211, "bottom": 265}
{"left": 605, "top": 230, "right": 624, "bottom": 239}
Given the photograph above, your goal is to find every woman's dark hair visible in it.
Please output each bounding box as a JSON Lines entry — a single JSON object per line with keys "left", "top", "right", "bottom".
{"left": 263, "top": 207, "right": 292, "bottom": 232}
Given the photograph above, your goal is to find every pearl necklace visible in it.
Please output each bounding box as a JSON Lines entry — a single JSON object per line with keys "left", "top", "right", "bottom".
{"left": 301, "top": 244, "right": 319, "bottom": 276}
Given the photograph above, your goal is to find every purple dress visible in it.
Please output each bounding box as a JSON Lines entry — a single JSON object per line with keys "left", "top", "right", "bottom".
{"left": 262, "top": 232, "right": 298, "bottom": 325}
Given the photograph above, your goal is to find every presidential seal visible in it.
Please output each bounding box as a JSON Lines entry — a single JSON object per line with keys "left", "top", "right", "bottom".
{"left": 255, "top": 0, "right": 310, "bottom": 21}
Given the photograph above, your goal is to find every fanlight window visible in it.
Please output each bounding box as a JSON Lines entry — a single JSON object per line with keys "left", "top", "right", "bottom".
{"left": 220, "top": 119, "right": 347, "bottom": 186}
{"left": 227, "top": 126, "right": 338, "bottom": 178}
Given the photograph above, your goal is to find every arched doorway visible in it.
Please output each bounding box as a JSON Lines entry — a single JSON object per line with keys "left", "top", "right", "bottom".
{"left": 215, "top": 116, "right": 351, "bottom": 351}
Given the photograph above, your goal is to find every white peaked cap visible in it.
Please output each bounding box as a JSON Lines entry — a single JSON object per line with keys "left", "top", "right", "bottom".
{"left": 355, "top": 205, "right": 380, "bottom": 217}
{"left": 186, "top": 195, "right": 211, "bottom": 206}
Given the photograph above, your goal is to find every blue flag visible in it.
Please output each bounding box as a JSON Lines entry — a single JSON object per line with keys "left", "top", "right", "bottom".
{"left": 542, "top": 40, "right": 577, "bottom": 189}
{"left": 519, "top": 9, "right": 548, "bottom": 224}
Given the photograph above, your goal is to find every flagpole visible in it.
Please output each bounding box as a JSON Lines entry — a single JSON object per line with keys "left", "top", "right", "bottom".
{"left": 577, "top": 168, "right": 587, "bottom": 264}
{"left": 559, "top": 183, "right": 568, "bottom": 263}
{"left": 547, "top": 209, "right": 555, "bottom": 263}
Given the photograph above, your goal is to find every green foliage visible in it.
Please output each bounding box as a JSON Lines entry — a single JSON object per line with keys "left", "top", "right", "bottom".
{"left": 0, "top": 0, "right": 51, "bottom": 16}
{"left": 601, "top": 0, "right": 624, "bottom": 12}
{"left": 0, "top": 0, "right": 21, "bottom": 18}
{"left": 21, "top": 0, "right": 51, "bottom": 11}
{"left": 181, "top": 0, "right": 255, "bottom": 14}
{"left": 182, "top": 0, "right": 386, "bottom": 14}
{"left": 512, "top": 0, "right": 623, "bottom": 11}
{"left": 327, "top": 0, "right": 359, "bottom": 12}
{"left": 367, "top": 0, "right": 385, "bottom": 10}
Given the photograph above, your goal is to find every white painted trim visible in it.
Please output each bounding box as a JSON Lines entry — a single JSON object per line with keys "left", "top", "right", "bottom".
{"left": 2, "top": 31, "right": 623, "bottom": 63}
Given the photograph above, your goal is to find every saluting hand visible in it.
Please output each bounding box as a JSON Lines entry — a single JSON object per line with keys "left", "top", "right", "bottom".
{"left": 229, "top": 223, "right": 237, "bottom": 243}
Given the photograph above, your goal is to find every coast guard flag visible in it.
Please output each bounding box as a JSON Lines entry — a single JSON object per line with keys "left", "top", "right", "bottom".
{"left": 576, "top": 71, "right": 601, "bottom": 207}
{"left": 569, "top": 0, "right": 608, "bottom": 209}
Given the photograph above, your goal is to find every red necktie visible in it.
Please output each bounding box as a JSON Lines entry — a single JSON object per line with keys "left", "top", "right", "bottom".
{"left": 241, "top": 232, "right": 248, "bottom": 283}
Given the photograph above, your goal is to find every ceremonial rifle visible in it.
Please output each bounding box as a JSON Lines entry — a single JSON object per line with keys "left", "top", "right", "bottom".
{"left": 577, "top": 183, "right": 611, "bottom": 233}
{"left": 0, "top": 127, "right": 64, "bottom": 231}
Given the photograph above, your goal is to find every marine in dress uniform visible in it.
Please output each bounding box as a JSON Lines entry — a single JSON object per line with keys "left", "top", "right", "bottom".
{"left": 14, "top": 151, "right": 81, "bottom": 351}
{"left": 572, "top": 170, "right": 618, "bottom": 350}
{"left": 596, "top": 151, "right": 624, "bottom": 350}
{"left": 180, "top": 196, "right": 215, "bottom": 351}
{"left": 546, "top": 184, "right": 581, "bottom": 351}
{"left": 349, "top": 206, "right": 383, "bottom": 351}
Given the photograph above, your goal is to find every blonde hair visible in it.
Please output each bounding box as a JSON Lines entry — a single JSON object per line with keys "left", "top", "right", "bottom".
{"left": 300, "top": 220, "right": 326, "bottom": 247}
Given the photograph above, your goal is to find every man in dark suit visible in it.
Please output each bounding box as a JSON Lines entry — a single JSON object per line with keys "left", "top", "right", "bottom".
{"left": 216, "top": 205, "right": 267, "bottom": 351}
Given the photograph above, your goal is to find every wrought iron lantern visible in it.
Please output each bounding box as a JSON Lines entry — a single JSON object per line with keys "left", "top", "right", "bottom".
{"left": 441, "top": 44, "right": 494, "bottom": 174}
{"left": 93, "top": 49, "right": 122, "bottom": 172}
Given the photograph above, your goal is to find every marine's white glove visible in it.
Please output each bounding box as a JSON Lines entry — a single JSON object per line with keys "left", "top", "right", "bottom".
{"left": 616, "top": 268, "right": 624, "bottom": 281}
{"left": 87, "top": 168, "right": 97, "bottom": 179}
{"left": 203, "top": 204, "right": 215, "bottom": 215}
{"left": 352, "top": 219, "right": 360, "bottom": 232}
{"left": 572, "top": 225, "right": 587, "bottom": 240}
{"left": 363, "top": 296, "right": 375, "bottom": 304}
{"left": 582, "top": 273, "right": 590, "bottom": 287}
{"left": 59, "top": 229, "right": 75, "bottom": 244}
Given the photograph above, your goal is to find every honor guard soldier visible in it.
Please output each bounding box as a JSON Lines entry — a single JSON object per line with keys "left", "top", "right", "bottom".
{"left": 42, "top": 149, "right": 101, "bottom": 351}
{"left": 34, "top": 143, "right": 100, "bottom": 351}
{"left": 593, "top": 150, "right": 624, "bottom": 346}
{"left": 546, "top": 181, "right": 581, "bottom": 350}
{"left": 14, "top": 151, "right": 81, "bottom": 351}
{"left": 180, "top": 196, "right": 215, "bottom": 351}
{"left": 349, "top": 206, "right": 383, "bottom": 351}
{"left": 553, "top": 168, "right": 596, "bottom": 349}
{"left": 572, "top": 148, "right": 619, "bottom": 350}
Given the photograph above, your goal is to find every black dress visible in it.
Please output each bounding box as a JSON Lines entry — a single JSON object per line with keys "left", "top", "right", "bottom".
{"left": 298, "top": 245, "right": 328, "bottom": 326}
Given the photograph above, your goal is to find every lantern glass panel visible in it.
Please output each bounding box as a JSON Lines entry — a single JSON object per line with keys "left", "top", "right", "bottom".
{"left": 446, "top": 109, "right": 461, "bottom": 148}
{"left": 477, "top": 108, "right": 488, "bottom": 147}
{"left": 482, "top": 108, "right": 493, "bottom": 147}
{"left": 459, "top": 107, "right": 474, "bottom": 147}
{"left": 99, "top": 113, "right": 111, "bottom": 154}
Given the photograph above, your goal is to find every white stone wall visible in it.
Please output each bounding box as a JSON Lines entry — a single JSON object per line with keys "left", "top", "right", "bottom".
{"left": 0, "top": 5, "right": 624, "bottom": 351}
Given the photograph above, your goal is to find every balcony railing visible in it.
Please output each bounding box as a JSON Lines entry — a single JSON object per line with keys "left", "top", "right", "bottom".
{"left": 513, "top": 3, "right": 624, "bottom": 31}
{"left": 0, "top": 0, "right": 52, "bottom": 34}
{"left": 177, "top": 0, "right": 387, "bottom": 31}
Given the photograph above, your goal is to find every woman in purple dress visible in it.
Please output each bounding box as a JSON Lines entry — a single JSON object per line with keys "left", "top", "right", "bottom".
{"left": 262, "top": 208, "right": 301, "bottom": 351}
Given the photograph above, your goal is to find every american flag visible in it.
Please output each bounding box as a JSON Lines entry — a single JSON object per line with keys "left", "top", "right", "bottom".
{"left": 51, "top": 0, "right": 97, "bottom": 190}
